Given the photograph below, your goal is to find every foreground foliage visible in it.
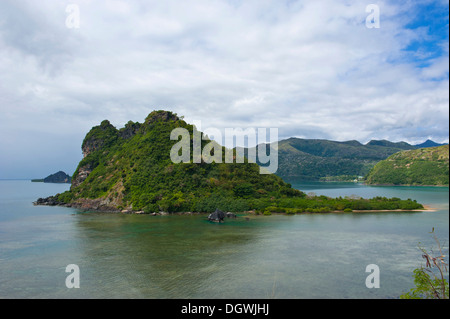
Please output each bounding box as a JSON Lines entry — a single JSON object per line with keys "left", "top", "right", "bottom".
{"left": 401, "top": 229, "right": 449, "bottom": 299}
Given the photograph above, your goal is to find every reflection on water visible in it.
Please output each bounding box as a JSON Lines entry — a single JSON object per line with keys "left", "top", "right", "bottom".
{"left": 71, "top": 213, "right": 259, "bottom": 298}
{"left": 0, "top": 180, "right": 448, "bottom": 298}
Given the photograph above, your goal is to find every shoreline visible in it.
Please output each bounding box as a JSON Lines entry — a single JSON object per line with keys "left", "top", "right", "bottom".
{"left": 344, "top": 204, "right": 436, "bottom": 213}
{"left": 33, "top": 199, "right": 436, "bottom": 215}
{"left": 363, "top": 183, "right": 449, "bottom": 187}
{"left": 254, "top": 204, "right": 435, "bottom": 215}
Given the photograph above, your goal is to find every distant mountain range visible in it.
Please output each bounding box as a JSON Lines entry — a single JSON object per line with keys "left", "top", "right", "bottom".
{"left": 414, "top": 139, "right": 448, "bottom": 148}
{"left": 248, "top": 138, "right": 448, "bottom": 180}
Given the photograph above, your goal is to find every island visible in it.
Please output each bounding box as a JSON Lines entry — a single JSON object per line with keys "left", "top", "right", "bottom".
{"left": 31, "top": 171, "right": 72, "bottom": 183}
{"left": 34, "top": 110, "right": 425, "bottom": 214}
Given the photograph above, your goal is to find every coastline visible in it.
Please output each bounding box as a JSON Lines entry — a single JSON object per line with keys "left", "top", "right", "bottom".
{"left": 254, "top": 204, "right": 434, "bottom": 215}
{"left": 363, "top": 183, "right": 449, "bottom": 187}
{"left": 345, "top": 204, "right": 435, "bottom": 213}
{"left": 33, "top": 196, "right": 436, "bottom": 215}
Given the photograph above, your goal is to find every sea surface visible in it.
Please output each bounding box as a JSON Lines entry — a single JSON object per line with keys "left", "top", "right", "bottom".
{"left": 0, "top": 180, "right": 448, "bottom": 299}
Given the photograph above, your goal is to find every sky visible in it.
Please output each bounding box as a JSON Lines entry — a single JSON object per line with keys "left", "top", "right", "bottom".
{"left": 0, "top": 0, "right": 448, "bottom": 179}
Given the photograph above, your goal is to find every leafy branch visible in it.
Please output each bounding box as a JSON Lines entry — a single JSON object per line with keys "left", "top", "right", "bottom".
{"left": 401, "top": 228, "right": 449, "bottom": 299}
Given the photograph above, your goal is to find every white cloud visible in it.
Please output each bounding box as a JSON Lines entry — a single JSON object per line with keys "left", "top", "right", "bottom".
{"left": 0, "top": 0, "right": 448, "bottom": 178}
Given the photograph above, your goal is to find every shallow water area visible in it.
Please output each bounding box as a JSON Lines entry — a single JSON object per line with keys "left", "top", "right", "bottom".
{"left": 0, "top": 180, "right": 448, "bottom": 298}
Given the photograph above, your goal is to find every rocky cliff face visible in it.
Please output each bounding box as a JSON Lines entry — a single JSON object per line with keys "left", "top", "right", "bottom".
{"left": 144, "top": 110, "right": 180, "bottom": 125}
{"left": 73, "top": 111, "right": 178, "bottom": 188}
{"left": 119, "top": 121, "right": 141, "bottom": 140}
{"left": 72, "top": 120, "right": 119, "bottom": 189}
{"left": 81, "top": 120, "right": 118, "bottom": 158}
{"left": 71, "top": 163, "right": 93, "bottom": 188}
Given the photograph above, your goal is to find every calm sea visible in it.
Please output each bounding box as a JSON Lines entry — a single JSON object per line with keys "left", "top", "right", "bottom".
{"left": 0, "top": 180, "right": 448, "bottom": 299}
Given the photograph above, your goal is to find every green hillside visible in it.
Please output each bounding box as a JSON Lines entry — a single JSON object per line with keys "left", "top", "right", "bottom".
{"left": 365, "top": 145, "right": 449, "bottom": 186}
{"left": 254, "top": 137, "right": 416, "bottom": 180}
{"left": 59, "top": 110, "right": 304, "bottom": 213}
{"left": 41, "top": 110, "right": 423, "bottom": 213}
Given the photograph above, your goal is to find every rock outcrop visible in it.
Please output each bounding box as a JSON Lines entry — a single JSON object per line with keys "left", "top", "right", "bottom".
{"left": 81, "top": 120, "right": 118, "bottom": 158}
{"left": 208, "top": 209, "right": 226, "bottom": 222}
{"left": 71, "top": 163, "right": 93, "bottom": 188}
{"left": 34, "top": 195, "right": 64, "bottom": 206}
{"left": 207, "top": 210, "right": 237, "bottom": 222}
{"left": 119, "top": 121, "right": 141, "bottom": 140}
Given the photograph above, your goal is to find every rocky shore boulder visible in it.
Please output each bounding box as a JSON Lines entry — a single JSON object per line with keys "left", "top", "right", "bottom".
{"left": 34, "top": 195, "right": 64, "bottom": 206}
{"left": 208, "top": 208, "right": 226, "bottom": 222}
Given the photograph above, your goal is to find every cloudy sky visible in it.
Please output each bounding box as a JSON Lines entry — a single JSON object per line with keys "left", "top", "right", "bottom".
{"left": 0, "top": 0, "right": 448, "bottom": 179}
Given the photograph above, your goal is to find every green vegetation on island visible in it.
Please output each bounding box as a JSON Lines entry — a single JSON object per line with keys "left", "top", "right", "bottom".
{"left": 365, "top": 145, "right": 449, "bottom": 186}
{"left": 44, "top": 110, "right": 424, "bottom": 214}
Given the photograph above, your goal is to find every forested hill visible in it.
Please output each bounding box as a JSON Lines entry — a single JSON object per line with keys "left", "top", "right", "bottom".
{"left": 53, "top": 110, "right": 303, "bottom": 212}
{"left": 38, "top": 110, "right": 424, "bottom": 214}
{"left": 365, "top": 145, "right": 449, "bottom": 186}
{"left": 257, "top": 137, "right": 417, "bottom": 180}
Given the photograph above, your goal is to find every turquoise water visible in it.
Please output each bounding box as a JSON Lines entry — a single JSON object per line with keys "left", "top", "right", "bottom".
{"left": 0, "top": 180, "right": 448, "bottom": 299}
